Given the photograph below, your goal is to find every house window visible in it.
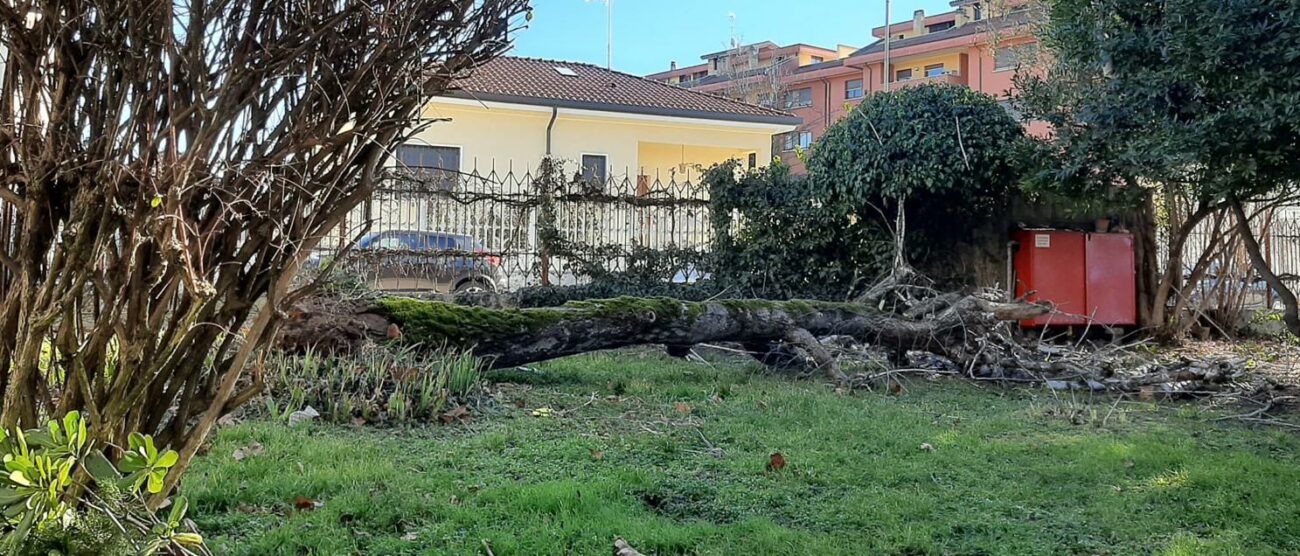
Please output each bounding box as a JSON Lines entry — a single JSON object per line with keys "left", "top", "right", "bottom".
{"left": 927, "top": 21, "right": 955, "bottom": 33}
{"left": 397, "top": 144, "right": 460, "bottom": 190}
{"left": 895, "top": 68, "right": 913, "bottom": 81}
{"left": 783, "top": 131, "right": 813, "bottom": 151}
{"left": 925, "top": 63, "right": 946, "bottom": 78}
{"left": 972, "top": 3, "right": 983, "bottom": 21}
{"left": 747, "top": 153, "right": 758, "bottom": 169}
{"left": 995, "top": 43, "right": 1040, "bottom": 71}
{"left": 845, "top": 79, "right": 864, "bottom": 99}
{"left": 758, "top": 92, "right": 774, "bottom": 107}
{"left": 785, "top": 87, "right": 813, "bottom": 109}
{"left": 581, "top": 154, "right": 608, "bottom": 186}
{"left": 811, "top": 55, "right": 824, "bottom": 64}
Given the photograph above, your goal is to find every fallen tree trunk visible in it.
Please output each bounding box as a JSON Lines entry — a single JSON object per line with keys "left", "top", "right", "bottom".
{"left": 277, "top": 294, "right": 1048, "bottom": 377}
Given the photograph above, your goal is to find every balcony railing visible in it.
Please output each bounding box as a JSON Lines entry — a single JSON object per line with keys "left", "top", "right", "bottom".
{"left": 892, "top": 71, "right": 967, "bottom": 89}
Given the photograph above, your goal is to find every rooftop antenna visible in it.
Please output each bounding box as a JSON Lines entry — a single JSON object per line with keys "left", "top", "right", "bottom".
{"left": 586, "top": 0, "right": 613, "bottom": 69}
{"left": 883, "top": 0, "right": 892, "bottom": 90}
{"left": 729, "top": 12, "right": 738, "bottom": 48}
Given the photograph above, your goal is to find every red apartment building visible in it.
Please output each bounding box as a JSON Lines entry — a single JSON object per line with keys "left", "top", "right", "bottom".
{"left": 647, "top": 1, "right": 1043, "bottom": 172}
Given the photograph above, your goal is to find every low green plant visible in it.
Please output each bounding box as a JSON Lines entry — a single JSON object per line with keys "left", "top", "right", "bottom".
{"left": 262, "top": 345, "right": 487, "bottom": 425}
{"left": 0, "top": 412, "right": 206, "bottom": 555}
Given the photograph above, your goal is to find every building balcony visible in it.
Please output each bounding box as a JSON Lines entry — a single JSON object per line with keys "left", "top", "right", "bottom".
{"left": 892, "top": 71, "right": 967, "bottom": 89}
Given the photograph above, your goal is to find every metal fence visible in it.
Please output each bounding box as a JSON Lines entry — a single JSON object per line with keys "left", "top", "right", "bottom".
{"left": 1173, "top": 206, "right": 1300, "bottom": 311}
{"left": 317, "top": 161, "right": 715, "bottom": 293}
{"left": 318, "top": 162, "right": 1300, "bottom": 310}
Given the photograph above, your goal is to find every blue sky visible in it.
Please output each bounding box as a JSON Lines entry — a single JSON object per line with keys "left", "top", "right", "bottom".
{"left": 510, "top": 0, "right": 957, "bottom": 76}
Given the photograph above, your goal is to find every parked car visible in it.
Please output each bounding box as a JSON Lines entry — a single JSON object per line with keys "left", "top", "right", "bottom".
{"left": 344, "top": 230, "right": 502, "bottom": 293}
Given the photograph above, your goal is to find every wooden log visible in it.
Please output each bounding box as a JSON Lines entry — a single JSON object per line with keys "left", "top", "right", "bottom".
{"left": 276, "top": 295, "right": 1049, "bottom": 370}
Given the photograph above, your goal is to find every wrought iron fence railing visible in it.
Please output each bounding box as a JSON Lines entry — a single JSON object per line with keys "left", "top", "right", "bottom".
{"left": 313, "top": 160, "right": 716, "bottom": 293}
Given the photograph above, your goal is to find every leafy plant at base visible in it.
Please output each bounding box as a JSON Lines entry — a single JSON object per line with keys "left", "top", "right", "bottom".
{"left": 0, "top": 412, "right": 206, "bottom": 555}
{"left": 262, "top": 345, "right": 487, "bottom": 425}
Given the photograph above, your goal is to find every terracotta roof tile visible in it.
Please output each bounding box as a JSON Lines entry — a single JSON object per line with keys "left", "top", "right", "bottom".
{"left": 446, "top": 56, "right": 799, "bottom": 125}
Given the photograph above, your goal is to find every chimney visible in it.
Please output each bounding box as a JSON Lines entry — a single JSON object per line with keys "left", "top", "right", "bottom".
{"left": 913, "top": 10, "right": 925, "bottom": 34}
{"left": 670, "top": 60, "right": 677, "bottom": 70}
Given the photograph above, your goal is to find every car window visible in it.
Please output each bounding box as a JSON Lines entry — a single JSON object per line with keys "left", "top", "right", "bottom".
{"left": 375, "top": 235, "right": 404, "bottom": 250}
{"left": 430, "top": 235, "right": 456, "bottom": 250}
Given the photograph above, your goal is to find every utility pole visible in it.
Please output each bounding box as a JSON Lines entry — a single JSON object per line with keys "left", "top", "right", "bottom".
{"left": 883, "top": 0, "right": 892, "bottom": 91}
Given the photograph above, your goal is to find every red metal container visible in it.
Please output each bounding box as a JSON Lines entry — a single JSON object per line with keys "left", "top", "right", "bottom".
{"left": 1085, "top": 233, "right": 1136, "bottom": 325}
{"left": 1012, "top": 229, "right": 1136, "bottom": 327}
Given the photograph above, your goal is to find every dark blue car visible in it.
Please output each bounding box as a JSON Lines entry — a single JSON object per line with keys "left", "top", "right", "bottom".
{"left": 347, "top": 230, "right": 501, "bottom": 293}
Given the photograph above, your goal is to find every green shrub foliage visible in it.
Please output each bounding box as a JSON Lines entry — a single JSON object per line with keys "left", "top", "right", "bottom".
{"left": 0, "top": 412, "right": 204, "bottom": 555}
{"left": 708, "top": 163, "right": 882, "bottom": 298}
{"left": 262, "top": 346, "right": 486, "bottom": 425}
{"left": 806, "top": 84, "right": 1024, "bottom": 219}
{"left": 707, "top": 85, "right": 1027, "bottom": 294}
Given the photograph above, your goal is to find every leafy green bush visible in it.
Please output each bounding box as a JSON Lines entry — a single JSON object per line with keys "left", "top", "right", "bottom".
{"left": 262, "top": 345, "right": 487, "bottom": 425}
{"left": 706, "top": 85, "right": 1028, "bottom": 294}
{"left": 0, "top": 412, "right": 206, "bottom": 555}
{"left": 708, "top": 162, "right": 890, "bottom": 298}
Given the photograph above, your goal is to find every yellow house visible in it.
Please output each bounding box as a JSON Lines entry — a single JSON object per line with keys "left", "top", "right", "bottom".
{"left": 402, "top": 56, "right": 799, "bottom": 186}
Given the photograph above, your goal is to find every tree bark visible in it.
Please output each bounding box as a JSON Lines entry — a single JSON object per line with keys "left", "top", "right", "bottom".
{"left": 1230, "top": 198, "right": 1300, "bottom": 336}
{"left": 277, "top": 295, "right": 1049, "bottom": 371}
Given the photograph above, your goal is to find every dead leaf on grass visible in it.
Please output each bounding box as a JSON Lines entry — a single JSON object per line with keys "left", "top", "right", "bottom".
{"left": 889, "top": 379, "right": 906, "bottom": 395}
{"left": 438, "top": 405, "right": 473, "bottom": 425}
{"left": 590, "top": 449, "right": 604, "bottom": 461}
{"left": 765, "top": 452, "right": 786, "bottom": 472}
{"left": 293, "top": 495, "right": 323, "bottom": 511}
{"left": 401, "top": 531, "right": 419, "bottom": 541}
{"left": 1139, "top": 385, "right": 1155, "bottom": 401}
{"left": 920, "top": 442, "right": 935, "bottom": 452}
{"left": 674, "top": 402, "right": 692, "bottom": 415}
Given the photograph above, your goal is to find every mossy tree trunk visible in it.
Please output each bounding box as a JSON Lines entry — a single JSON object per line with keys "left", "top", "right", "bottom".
{"left": 278, "top": 295, "right": 1049, "bottom": 379}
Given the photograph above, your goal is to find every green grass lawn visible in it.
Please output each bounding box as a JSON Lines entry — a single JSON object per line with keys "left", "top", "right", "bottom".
{"left": 184, "top": 351, "right": 1300, "bottom": 555}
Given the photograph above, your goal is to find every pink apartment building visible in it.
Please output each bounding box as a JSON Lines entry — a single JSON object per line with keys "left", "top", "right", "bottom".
{"left": 647, "top": 1, "right": 1044, "bottom": 172}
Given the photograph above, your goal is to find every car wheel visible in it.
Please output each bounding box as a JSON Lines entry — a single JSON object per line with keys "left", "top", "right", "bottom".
{"left": 454, "top": 280, "right": 491, "bottom": 294}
